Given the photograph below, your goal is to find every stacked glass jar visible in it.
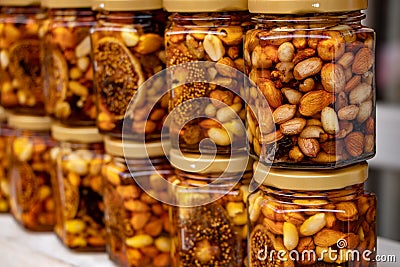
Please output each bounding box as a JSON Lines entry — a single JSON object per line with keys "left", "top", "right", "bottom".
{"left": 245, "top": 0, "right": 377, "bottom": 266}
{"left": 7, "top": 114, "right": 57, "bottom": 231}
{"left": 51, "top": 123, "right": 107, "bottom": 251}
{"left": 164, "top": 0, "right": 254, "bottom": 266}
{"left": 91, "top": 1, "right": 173, "bottom": 266}
{"left": 0, "top": 106, "right": 11, "bottom": 213}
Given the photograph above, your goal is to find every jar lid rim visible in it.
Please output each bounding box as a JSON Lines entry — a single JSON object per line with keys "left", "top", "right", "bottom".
{"left": 169, "top": 149, "right": 253, "bottom": 174}
{"left": 163, "top": 0, "right": 248, "bottom": 12}
{"left": 8, "top": 114, "right": 51, "bottom": 131}
{"left": 92, "top": 0, "right": 162, "bottom": 11}
{"left": 254, "top": 161, "right": 368, "bottom": 190}
{"left": 41, "top": 0, "right": 92, "bottom": 8}
{"left": 104, "top": 136, "right": 169, "bottom": 158}
{"left": 248, "top": 0, "right": 368, "bottom": 14}
{"left": 0, "top": 0, "right": 40, "bottom": 6}
{"left": 51, "top": 123, "right": 103, "bottom": 143}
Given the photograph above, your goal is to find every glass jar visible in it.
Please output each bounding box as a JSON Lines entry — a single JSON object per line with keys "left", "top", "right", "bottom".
{"left": 168, "top": 149, "right": 253, "bottom": 267}
{"left": 0, "top": 106, "right": 11, "bottom": 212}
{"left": 91, "top": 0, "right": 168, "bottom": 140}
{"left": 41, "top": 1, "right": 96, "bottom": 126}
{"left": 51, "top": 123, "right": 107, "bottom": 251}
{"left": 8, "top": 114, "right": 56, "bottom": 231}
{"left": 102, "top": 137, "right": 173, "bottom": 267}
{"left": 0, "top": 1, "right": 46, "bottom": 115}
{"left": 164, "top": 0, "right": 249, "bottom": 154}
{"left": 248, "top": 161, "right": 377, "bottom": 267}
{"left": 245, "top": 0, "right": 376, "bottom": 168}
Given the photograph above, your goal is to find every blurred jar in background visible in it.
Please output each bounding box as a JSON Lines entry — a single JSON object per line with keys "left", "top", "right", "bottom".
{"left": 41, "top": 0, "right": 96, "bottom": 126}
{"left": 8, "top": 114, "right": 56, "bottom": 231}
{"left": 0, "top": 0, "right": 46, "bottom": 115}
{"left": 0, "top": 106, "right": 11, "bottom": 212}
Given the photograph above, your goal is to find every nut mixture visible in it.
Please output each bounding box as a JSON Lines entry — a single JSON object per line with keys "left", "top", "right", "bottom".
{"left": 169, "top": 172, "right": 250, "bottom": 267}
{"left": 54, "top": 146, "right": 107, "bottom": 250}
{"left": 166, "top": 13, "right": 249, "bottom": 153}
{"left": 0, "top": 7, "right": 46, "bottom": 115}
{"left": 245, "top": 14, "right": 376, "bottom": 167}
{"left": 42, "top": 10, "right": 96, "bottom": 125}
{"left": 91, "top": 12, "right": 168, "bottom": 140}
{"left": 102, "top": 158, "right": 173, "bottom": 267}
{"left": 9, "top": 134, "right": 56, "bottom": 231}
{"left": 248, "top": 185, "right": 377, "bottom": 267}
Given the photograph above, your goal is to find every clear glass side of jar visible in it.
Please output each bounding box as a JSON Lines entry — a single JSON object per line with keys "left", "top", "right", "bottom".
{"left": 41, "top": 8, "right": 96, "bottom": 126}
{"left": 248, "top": 183, "right": 377, "bottom": 267}
{"left": 102, "top": 155, "right": 173, "bottom": 267}
{"left": 244, "top": 11, "right": 376, "bottom": 168}
{"left": 0, "top": 6, "right": 47, "bottom": 115}
{"left": 91, "top": 10, "right": 168, "bottom": 140}
{"left": 9, "top": 129, "right": 57, "bottom": 231}
{"left": 165, "top": 12, "right": 250, "bottom": 155}
{"left": 0, "top": 125, "right": 14, "bottom": 212}
{"left": 169, "top": 169, "right": 251, "bottom": 267}
{"left": 53, "top": 141, "right": 107, "bottom": 251}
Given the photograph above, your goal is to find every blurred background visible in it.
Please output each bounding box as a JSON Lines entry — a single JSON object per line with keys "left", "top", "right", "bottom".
{"left": 364, "top": 0, "right": 400, "bottom": 241}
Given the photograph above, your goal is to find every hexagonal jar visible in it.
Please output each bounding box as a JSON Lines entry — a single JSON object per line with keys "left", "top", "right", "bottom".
{"left": 164, "top": 0, "right": 250, "bottom": 155}
{"left": 248, "top": 161, "right": 377, "bottom": 267}
{"left": 245, "top": 0, "right": 376, "bottom": 168}
{"left": 168, "top": 149, "right": 253, "bottom": 267}
{"left": 91, "top": 0, "right": 168, "bottom": 140}
{"left": 51, "top": 123, "right": 107, "bottom": 251}
{"left": 0, "top": 0, "right": 47, "bottom": 115}
{"left": 41, "top": 0, "right": 96, "bottom": 126}
{"left": 7, "top": 114, "right": 57, "bottom": 231}
{"left": 102, "top": 137, "right": 173, "bottom": 267}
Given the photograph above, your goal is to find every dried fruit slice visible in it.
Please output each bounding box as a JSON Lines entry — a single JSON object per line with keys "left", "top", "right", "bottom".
{"left": 14, "top": 162, "right": 38, "bottom": 211}
{"left": 51, "top": 49, "right": 69, "bottom": 99}
{"left": 9, "top": 40, "right": 42, "bottom": 98}
{"left": 93, "top": 37, "right": 144, "bottom": 116}
{"left": 63, "top": 178, "right": 79, "bottom": 219}
{"left": 249, "top": 224, "right": 270, "bottom": 266}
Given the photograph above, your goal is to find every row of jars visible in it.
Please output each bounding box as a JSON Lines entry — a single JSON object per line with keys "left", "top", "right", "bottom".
{"left": 0, "top": 0, "right": 376, "bottom": 168}
{"left": 0, "top": 112, "right": 378, "bottom": 266}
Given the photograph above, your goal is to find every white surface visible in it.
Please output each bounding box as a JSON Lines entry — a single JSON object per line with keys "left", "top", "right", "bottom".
{"left": 0, "top": 214, "right": 399, "bottom": 266}
{"left": 369, "top": 103, "right": 400, "bottom": 170}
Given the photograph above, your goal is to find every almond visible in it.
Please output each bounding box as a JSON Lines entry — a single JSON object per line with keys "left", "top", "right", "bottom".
{"left": 300, "top": 126, "right": 324, "bottom": 138}
{"left": 357, "top": 100, "right": 372, "bottom": 123}
{"left": 342, "top": 233, "right": 360, "bottom": 249}
{"left": 280, "top": 118, "right": 307, "bottom": 135}
{"left": 292, "top": 48, "right": 316, "bottom": 65}
{"left": 273, "top": 104, "right": 297, "bottom": 124}
{"left": 264, "top": 218, "right": 283, "bottom": 235}
{"left": 336, "top": 121, "right": 354, "bottom": 139}
{"left": 352, "top": 48, "right": 374, "bottom": 74}
{"left": 282, "top": 88, "right": 303, "bottom": 105}
{"left": 258, "top": 79, "right": 283, "bottom": 109}
{"left": 335, "top": 202, "right": 359, "bottom": 221}
{"left": 299, "top": 90, "right": 335, "bottom": 117}
{"left": 365, "top": 117, "right": 375, "bottom": 135}
{"left": 321, "top": 107, "right": 339, "bottom": 134}
{"left": 344, "top": 75, "right": 361, "bottom": 93}
{"left": 298, "top": 137, "right": 320, "bottom": 157}
{"left": 344, "top": 131, "right": 365, "bottom": 157}
{"left": 338, "top": 105, "right": 359, "bottom": 121}
{"left": 335, "top": 91, "right": 349, "bottom": 111}
{"left": 321, "top": 63, "right": 346, "bottom": 93}
{"left": 314, "top": 229, "right": 344, "bottom": 247}
{"left": 294, "top": 57, "right": 323, "bottom": 80}
{"left": 337, "top": 52, "right": 355, "bottom": 69}
{"left": 349, "top": 83, "right": 372, "bottom": 105}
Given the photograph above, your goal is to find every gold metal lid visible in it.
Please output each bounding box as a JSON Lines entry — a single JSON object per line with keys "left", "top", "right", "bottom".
{"left": 8, "top": 114, "right": 51, "bottom": 131}
{"left": 0, "top": 0, "right": 40, "bottom": 5}
{"left": 104, "top": 136, "right": 169, "bottom": 158}
{"left": 163, "top": 0, "right": 247, "bottom": 12}
{"left": 253, "top": 161, "right": 368, "bottom": 190}
{"left": 51, "top": 123, "right": 103, "bottom": 143}
{"left": 248, "top": 0, "right": 368, "bottom": 14}
{"left": 92, "top": 0, "right": 162, "bottom": 11}
{"left": 170, "top": 149, "right": 253, "bottom": 174}
{"left": 41, "top": 0, "right": 92, "bottom": 8}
